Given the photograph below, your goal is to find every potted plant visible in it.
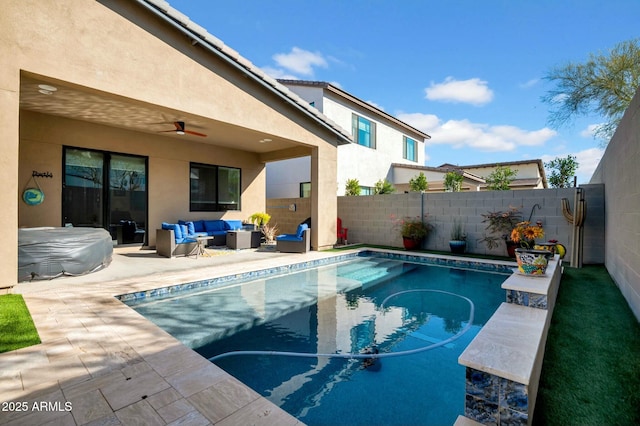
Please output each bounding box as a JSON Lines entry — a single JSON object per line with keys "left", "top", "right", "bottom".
{"left": 391, "top": 215, "right": 431, "bottom": 250}
{"left": 510, "top": 221, "right": 552, "bottom": 275}
{"left": 261, "top": 223, "right": 279, "bottom": 245}
{"left": 478, "top": 207, "right": 522, "bottom": 257}
{"left": 449, "top": 219, "right": 466, "bottom": 254}
{"left": 248, "top": 212, "right": 271, "bottom": 228}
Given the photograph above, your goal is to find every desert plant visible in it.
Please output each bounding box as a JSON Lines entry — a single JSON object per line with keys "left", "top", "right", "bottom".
{"left": 248, "top": 212, "right": 271, "bottom": 227}
{"left": 391, "top": 214, "right": 431, "bottom": 240}
{"left": 345, "top": 178, "right": 361, "bottom": 196}
{"left": 485, "top": 166, "right": 518, "bottom": 190}
{"left": 450, "top": 219, "right": 466, "bottom": 241}
{"left": 261, "top": 223, "right": 279, "bottom": 243}
{"left": 443, "top": 171, "right": 463, "bottom": 192}
{"left": 374, "top": 179, "right": 395, "bottom": 194}
{"left": 479, "top": 207, "right": 522, "bottom": 249}
{"left": 409, "top": 172, "right": 429, "bottom": 192}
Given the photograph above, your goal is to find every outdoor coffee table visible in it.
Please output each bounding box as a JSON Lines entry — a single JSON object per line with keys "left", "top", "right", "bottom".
{"left": 226, "top": 230, "right": 261, "bottom": 249}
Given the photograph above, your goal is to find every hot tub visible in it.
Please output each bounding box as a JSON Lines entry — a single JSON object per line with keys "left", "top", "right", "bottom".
{"left": 18, "top": 227, "right": 113, "bottom": 282}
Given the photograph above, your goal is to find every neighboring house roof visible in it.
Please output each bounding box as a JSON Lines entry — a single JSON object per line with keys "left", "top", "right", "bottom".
{"left": 392, "top": 158, "right": 548, "bottom": 190}
{"left": 439, "top": 159, "right": 548, "bottom": 188}
{"left": 277, "top": 79, "right": 431, "bottom": 141}
{"left": 138, "top": 0, "right": 352, "bottom": 145}
{"left": 391, "top": 163, "right": 486, "bottom": 183}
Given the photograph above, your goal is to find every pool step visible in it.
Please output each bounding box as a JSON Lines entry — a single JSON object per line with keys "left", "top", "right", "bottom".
{"left": 338, "top": 259, "right": 415, "bottom": 289}
{"left": 410, "top": 331, "right": 455, "bottom": 349}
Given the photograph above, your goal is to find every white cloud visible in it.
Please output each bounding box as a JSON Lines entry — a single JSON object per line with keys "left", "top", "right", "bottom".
{"left": 260, "top": 66, "right": 298, "bottom": 80}
{"left": 398, "top": 112, "right": 556, "bottom": 152}
{"left": 519, "top": 78, "right": 540, "bottom": 89}
{"left": 366, "top": 100, "right": 384, "bottom": 111}
{"left": 580, "top": 123, "right": 604, "bottom": 138}
{"left": 425, "top": 77, "right": 494, "bottom": 105}
{"left": 540, "top": 147, "right": 604, "bottom": 184}
{"left": 272, "top": 47, "right": 328, "bottom": 76}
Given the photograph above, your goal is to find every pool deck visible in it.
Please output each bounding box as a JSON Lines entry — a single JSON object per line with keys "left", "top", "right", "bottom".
{"left": 1, "top": 245, "right": 352, "bottom": 425}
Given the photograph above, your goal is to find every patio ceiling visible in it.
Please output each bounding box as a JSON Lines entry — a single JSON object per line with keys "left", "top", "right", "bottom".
{"left": 19, "top": 74, "right": 305, "bottom": 155}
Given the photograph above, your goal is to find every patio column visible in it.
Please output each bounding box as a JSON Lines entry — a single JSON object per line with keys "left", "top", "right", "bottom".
{"left": 310, "top": 144, "right": 337, "bottom": 250}
{"left": 0, "top": 70, "right": 19, "bottom": 288}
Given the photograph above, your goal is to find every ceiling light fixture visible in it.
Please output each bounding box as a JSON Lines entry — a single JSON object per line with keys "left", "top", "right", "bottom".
{"left": 37, "top": 84, "right": 57, "bottom": 95}
{"left": 259, "top": 138, "right": 272, "bottom": 143}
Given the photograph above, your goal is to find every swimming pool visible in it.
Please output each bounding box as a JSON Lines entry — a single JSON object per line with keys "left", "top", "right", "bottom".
{"left": 125, "top": 252, "right": 510, "bottom": 425}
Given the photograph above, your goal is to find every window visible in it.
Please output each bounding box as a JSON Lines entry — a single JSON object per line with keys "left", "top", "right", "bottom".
{"left": 300, "top": 182, "right": 311, "bottom": 198}
{"left": 360, "top": 186, "right": 374, "bottom": 195}
{"left": 403, "top": 136, "right": 417, "bottom": 162}
{"left": 352, "top": 114, "right": 376, "bottom": 148}
{"left": 190, "top": 163, "right": 240, "bottom": 211}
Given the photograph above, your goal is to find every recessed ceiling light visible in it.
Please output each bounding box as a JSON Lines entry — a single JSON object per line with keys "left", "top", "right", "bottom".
{"left": 259, "top": 138, "right": 272, "bottom": 143}
{"left": 38, "top": 84, "right": 57, "bottom": 95}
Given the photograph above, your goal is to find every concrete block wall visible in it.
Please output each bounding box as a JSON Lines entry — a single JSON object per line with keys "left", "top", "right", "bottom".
{"left": 337, "top": 188, "right": 605, "bottom": 262}
{"left": 266, "top": 187, "right": 605, "bottom": 264}
{"left": 266, "top": 197, "right": 311, "bottom": 234}
{"left": 590, "top": 86, "right": 640, "bottom": 321}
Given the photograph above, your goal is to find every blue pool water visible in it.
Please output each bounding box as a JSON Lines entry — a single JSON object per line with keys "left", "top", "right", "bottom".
{"left": 129, "top": 255, "right": 509, "bottom": 425}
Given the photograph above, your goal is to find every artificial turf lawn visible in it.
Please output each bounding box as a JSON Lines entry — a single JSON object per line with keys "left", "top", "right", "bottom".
{"left": 534, "top": 265, "right": 640, "bottom": 425}
{"left": 0, "top": 294, "right": 40, "bottom": 353}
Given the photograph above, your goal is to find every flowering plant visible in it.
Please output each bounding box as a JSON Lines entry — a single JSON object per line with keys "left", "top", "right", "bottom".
{"left": 479, "top": 207, "right": 522, "bottom": 249}
{"left": 391, "top": 215, "right": 431, "bottom": 240}
{"left": 510, "top": 221, "right": 544, "bottom": 248}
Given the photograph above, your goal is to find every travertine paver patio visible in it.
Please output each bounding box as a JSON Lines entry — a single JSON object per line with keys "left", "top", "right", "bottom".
{"left": 1, "top": 246, "right": 343, "bottom": 425}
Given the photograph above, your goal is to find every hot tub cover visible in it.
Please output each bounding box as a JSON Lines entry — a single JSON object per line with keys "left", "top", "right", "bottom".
{"left": 18, "top": 227, "right": 113, "bottom": 282}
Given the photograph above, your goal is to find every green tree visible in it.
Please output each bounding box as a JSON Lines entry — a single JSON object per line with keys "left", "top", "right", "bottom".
{"left": 443, "top": 171, "right": 463, "bottom": 192}
{"left": 409, "top": 172, "right": 429, "bottom": 192}
{"left": 485, "top": 166, "right": 518, "bottom": 190}
{"left": 344, "top": 178, "right": 361, "bottom": 196}
{"left": 374, "top": 179, "right": 395, "bottom": 194}
{"left": 542, "top": 38, "right": 640, "bottom": 143}
{"left": 545, "top": 155, "right": 579, "bottom": 188}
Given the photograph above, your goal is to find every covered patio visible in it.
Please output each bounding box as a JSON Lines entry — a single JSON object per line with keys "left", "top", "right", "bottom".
{"left": 3, "top": 0, "right": 351, "bottom": 289}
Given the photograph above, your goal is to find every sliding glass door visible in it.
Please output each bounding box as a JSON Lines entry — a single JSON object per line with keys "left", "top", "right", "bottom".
{"left": 63, "top": 148, "right": 147, "bottom": 245}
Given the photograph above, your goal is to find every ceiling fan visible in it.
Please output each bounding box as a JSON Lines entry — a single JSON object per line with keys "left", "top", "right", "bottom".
{"left": 158, "top": 121, "right": 207, "bottom": 137}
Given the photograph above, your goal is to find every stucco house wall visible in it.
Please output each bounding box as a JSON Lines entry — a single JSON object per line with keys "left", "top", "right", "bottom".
{"left": 267, "top": 81, "right": 428, "bottom": 196}
{"left": 2, "top": 0, "right": 344, "bottom": 285}
{"left": 590, "top": 86, "right": 640, "bottom": 321}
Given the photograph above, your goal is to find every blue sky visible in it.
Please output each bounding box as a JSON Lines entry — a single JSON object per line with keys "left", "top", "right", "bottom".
{"left": 168, "top": 0, "right": 639, "bottom": 184}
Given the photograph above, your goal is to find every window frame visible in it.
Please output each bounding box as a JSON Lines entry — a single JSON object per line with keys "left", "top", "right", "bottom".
{"left": 403, "top": 136, "right": 417, "bottom": 162}
{"left": 299, "top": 182, "right": 311, "bottom": 198}
{"left": 352, "top": 113, "right": 376, "bottom": 149}
{"left": 189, "top": 162, "right": 241, "bottom": 212}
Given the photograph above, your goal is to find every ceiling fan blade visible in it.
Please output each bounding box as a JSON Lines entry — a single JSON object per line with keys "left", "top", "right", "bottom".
{"left": 185, "top": 130, "right": 207, "bottom": 137}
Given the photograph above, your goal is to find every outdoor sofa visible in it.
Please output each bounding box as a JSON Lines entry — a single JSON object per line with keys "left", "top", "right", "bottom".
{"left": 156, "top": 219, "right": 244, "bottom": 258}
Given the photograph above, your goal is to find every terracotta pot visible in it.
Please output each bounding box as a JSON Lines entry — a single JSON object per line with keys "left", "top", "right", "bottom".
{"left": 402, "top": 236, "right": 422, "bottom": 250}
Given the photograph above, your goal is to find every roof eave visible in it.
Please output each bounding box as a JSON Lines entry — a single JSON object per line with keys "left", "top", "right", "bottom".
{"left": 136, "top": 0, "right": 352, "bottom": 145}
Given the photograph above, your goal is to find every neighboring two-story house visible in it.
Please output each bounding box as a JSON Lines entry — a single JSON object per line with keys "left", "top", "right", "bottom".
{"left": 267, "top": 80, "right": 430, "bottom": 197}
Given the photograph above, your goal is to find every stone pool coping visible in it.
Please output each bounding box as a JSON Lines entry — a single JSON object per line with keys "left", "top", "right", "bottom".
{"left": 3, "top": 246, "right": 518, "bottom": 425}
{"left": 458, "top": 255, "right": 563, "bottom": 425}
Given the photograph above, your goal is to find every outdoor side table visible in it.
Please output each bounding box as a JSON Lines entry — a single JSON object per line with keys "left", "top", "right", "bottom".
{"left": 250, "top": 230, "right": 262, "bottom": 248}
{"left": 226, "top": 230, "right": 252, "bottom": 249}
